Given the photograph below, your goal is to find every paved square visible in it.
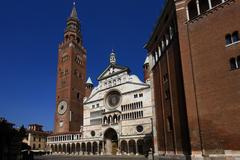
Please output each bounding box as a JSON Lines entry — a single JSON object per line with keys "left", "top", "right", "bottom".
{"left": 35, "top": 155, "right": 148, "bottom": 160}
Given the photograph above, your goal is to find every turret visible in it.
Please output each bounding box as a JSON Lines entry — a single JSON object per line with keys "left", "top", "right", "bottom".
{"left": 85, "top": 77, "right": 93, "bottom": 97}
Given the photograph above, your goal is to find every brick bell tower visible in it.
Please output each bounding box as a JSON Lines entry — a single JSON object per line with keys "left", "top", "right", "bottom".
{"left": 54, "top": 4, "right": 86, "bottom": 133}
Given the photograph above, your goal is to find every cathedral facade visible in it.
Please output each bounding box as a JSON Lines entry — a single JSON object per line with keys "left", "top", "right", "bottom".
{"left": 47, "top": 5, "right": 153, "bottom": 156}
{"left": 81, "top": 52, "right": 153, "bottom": 155}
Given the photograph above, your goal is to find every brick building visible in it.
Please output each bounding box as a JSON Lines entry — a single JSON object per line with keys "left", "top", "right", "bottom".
{"left": 145, "top": 0, "right": 240, "bottom": 159}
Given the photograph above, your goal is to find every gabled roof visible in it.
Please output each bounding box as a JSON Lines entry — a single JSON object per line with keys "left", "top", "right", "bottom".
{"left": 97, "top": 64, "right": 130, "bottom": 81}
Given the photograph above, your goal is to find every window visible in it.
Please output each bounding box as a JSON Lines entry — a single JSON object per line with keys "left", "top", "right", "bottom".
{"left": 77, "top": 93, "right": 80, "bottom": 100}
{"left": 96, "top": 104, "right": 99, "bottom": 108}
{"left": 232, "top": 31, "right": 239, "bottom": 42}
{"left": 39, "top": 137, "right": 41, "bottom": 142}
{"left": 92, "top": 105, "right": 95, "bottom": 109}
{"left": 211, "top": 0, "right": 222, "bottom": 7}
{"left": 38, "top": 144, "right": 41, "bottom": 149}
{"left": 33, "top": 137, "right": 36, "bottom": 141}
{"left": 230, "top": 58, "right": 237, "bottom": 70}
{"left": 199, "top": 0, "right": 209, "bottom": 13}
{"left": 225, "top": 34, "right": 232, "bottom": 45}
{"left": 188, "top": 0, "right": 198, "bottom": 20}
{"left": 134, "top": 94, "right": 138, "bottom": 98}
{"left": 139, "top": 93, "right": 143, "bottom": 97}
{"left": 91, "top": 131, "right": 96, "bottom": 137}
{"left": 167, "top": 116, "right": 173, "bottom": 132}
{"left": 164, "top": 89, "right": 170, "bottom": 100}
{"left": 33, "top": 144, "right": 36, "bottom": 150}
{"left": 136, "top": 125, "right": 144, "bottom": 133}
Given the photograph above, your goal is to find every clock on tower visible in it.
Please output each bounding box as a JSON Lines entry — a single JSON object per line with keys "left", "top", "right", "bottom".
{"left": 54, "top": 4, "right": 86, "bottom": 133}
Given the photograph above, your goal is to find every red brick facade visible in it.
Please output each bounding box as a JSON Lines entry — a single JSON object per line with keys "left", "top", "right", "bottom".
{"left": 146, "top": 0, "right": 240, "bottom": 159}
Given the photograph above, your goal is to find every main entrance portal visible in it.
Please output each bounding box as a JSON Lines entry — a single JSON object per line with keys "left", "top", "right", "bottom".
{"left": 104, "top": 128, "right": 118, "bottom": 155}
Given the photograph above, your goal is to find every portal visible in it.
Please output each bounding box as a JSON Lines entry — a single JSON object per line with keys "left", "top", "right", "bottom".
{"left": 104, "top": 128, "right": 118, "bottom": 155}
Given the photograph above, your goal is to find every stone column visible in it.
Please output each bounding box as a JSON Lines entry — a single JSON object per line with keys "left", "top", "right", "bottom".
{"left": 196, "top": 0, "right": 200, "bottom": 15}
{"left": 118, "top": 140, "right": 122, "bottom": 155}
{"left": 91, "top": 142, "right": 93, "bottom": 155}
{"left": 208, "top": 0, "right": 212, "bottom": 9}
{"left": 186, "top": 6, "right": 189, "bottom": 21}
{"left": 65, "top": 143, "right": 68, "bottom": 154}
{"left": 80, "top": 143, "right": 83, "bottom": 155}
{"left": 96, "top": 141, "right": 99, "bottom": 155}
{"left": 135, "top": 139, "right": 139, "bottom": 155}
{"left": 127, "top": 140, "right": 130, "bottom": 155}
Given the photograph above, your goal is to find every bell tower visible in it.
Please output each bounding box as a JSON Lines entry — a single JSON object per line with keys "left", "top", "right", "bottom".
{"left": 54, "top": 4, "right": 86, "bottom": 133}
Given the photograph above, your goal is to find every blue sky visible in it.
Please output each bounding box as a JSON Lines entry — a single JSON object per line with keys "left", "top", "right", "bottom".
{"left": 0, "top": 0, "right": 163, "bottom": 131}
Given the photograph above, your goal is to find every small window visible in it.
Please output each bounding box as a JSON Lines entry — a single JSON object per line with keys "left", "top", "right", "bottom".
{"left": 225, "top": 34, "right": 232, "bottom": 45}
{"left": 91, "top": 131, "right": 95, "bottom": 137}
{"left": 77, "top": 93, "right": 80, "bottom": 100}
{"left": 164, "top": 89, "right": 170, "bottom": 100}
{"left": 92, "top": 105, "right": 95, "bottom": 109}
{"left": 96, "top": 104, "right": 99, "bottom": 108}
{"left": 38, "top": 144, "right": 41, "bottom": 149}
{"left": 33, "top": 144, "right": 36, "bottom": 150}
{"left": 232, "top": 31, "right": 239, "bottom": 43}
{"left": 33, "top": 137, "right": 36, "bottom": 141}
{"left": 230, "top": 58, "right": 237, "bottom": 70}
{"left": 134, "top": 94, "right": 138, "bottom": 98}
{"left": 39, "top": 138, "right": 41, "bottom": 142}
{"left": 136, "top": 125, "right": 144, "bottom": 133}
{"left": 139, "top": 93, "right": 143, "bottom": 97}
{"left": 167, "top": 116, "right": 173, "bottom": 132}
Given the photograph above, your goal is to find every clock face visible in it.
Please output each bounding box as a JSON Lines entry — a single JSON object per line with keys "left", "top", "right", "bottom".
{"left": 58, "top": 101, "right": 68, "bottom": 115}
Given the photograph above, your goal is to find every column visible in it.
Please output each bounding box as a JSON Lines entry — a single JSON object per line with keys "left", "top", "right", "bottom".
{"left": 118, "top": 140, "right": 121, "bottom": 155}
{"left": 135, "top": 139, "right": 139, "bottom": 155}
{"left": 80, "top": 143, "right": 83, "bottom": 155}
{"left": 208, "top": 0, "right": 212, "bottom": 9}
{"left": 127, "top": 140, "right": 130, "bottom": 155}
{"left": 96, "top": 141, "right": 99, "bottom": 155}
{"left": 186, "top": 6, "right": 190, "bottom": 21}
{"left": 91, "top": 142, "right": 93, "bottom": 155}
{"left": 196, "top": 0, "right": 200, "bottom": 15}
{"left": 65, "top": 143, "right": 68, "bottom": 154}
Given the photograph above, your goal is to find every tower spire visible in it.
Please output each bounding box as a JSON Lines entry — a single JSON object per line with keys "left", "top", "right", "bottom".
{"left": 70, "top": 2, "right": 78, "bottom": 19}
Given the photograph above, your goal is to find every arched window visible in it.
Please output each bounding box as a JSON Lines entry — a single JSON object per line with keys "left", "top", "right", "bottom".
{"left": 232, "top": 31, "right": 239, "bottom": 42}
{"left": 188, "top": 0, "right": 198, "bottom": 20}
{"left": 225, "top": 34, "right": 232, "bottom": 45}
{"left": 230, "top": 58, "right": 237, "bottom": 70}
{"left": 199, "top": 0, "right": 209, "bottom": 13}
{"left": 211, "top": 0, "right": 222, "bottom": 8}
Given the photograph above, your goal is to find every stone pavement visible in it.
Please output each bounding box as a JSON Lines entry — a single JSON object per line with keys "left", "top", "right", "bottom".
{"left": 35, "top": 155, "right": 148, "bottom": 160}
